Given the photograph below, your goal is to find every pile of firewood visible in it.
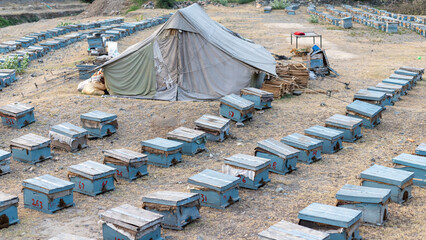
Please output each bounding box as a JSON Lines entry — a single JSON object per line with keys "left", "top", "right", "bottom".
{"left": 261, "top": 63, "right": 309, "bottom": 98}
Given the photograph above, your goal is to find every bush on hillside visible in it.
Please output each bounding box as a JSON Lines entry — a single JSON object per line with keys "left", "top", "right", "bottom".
{"left": 80, "top": 0, "right": 95, "bottom": 3}
{"left": 156, "top": 0, "right": 176, "bottom": 9}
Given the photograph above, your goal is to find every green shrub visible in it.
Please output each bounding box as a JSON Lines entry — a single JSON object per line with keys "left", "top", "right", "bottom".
{"left": 126, "top": 0, "right": 149, "bottom": 13}
{"left": 271, "top": 0, "right": 290, "bottom": 9}
{"left": 236, "top": 0, "right": 254, "bottom": 4}
{"left": 57, "top": 22, "right": 76, "bottom": 27}
{"left": 0, "top": 17, "right": 11, "bottom": 28}
{"left": 0, "top": 54, "right": 30, "bottom": 73}
{"left": 156, "top": 0, "right": 176, "bottom": 9}
{"left": 309, "top": 15, "right": 318, "bottom": 23}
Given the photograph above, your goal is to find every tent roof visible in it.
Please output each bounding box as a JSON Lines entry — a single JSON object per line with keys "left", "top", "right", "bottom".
{"left": 100, "top": 4, "right": 276, "bottom": 75}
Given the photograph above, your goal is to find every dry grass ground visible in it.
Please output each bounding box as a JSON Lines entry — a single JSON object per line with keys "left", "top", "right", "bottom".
{"left": 0, "top": 5, "right": 425, "bottom": 240}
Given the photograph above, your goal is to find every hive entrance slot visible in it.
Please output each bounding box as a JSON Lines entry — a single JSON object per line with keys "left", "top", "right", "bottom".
{"left": 58, "top": 198, "right": 66, "bottom": 208}
{"left": 0, "top": 214, "right": 9, "bottom": 228}
{"left": 383, "top": 209, "right": 388, "bottom": 221}
{"left": 106, "top": 129, "right": 112, "bottom": 136}
{"left": 403, "top": 191, "right": 409, "bottom": 201}
{"left": 334, "top": 142, "right": 340, "bottom": 151}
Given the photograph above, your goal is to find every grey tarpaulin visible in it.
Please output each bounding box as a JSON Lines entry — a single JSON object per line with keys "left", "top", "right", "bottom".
{"left": 100, "top": 3, "right": 276, "bottom": 101}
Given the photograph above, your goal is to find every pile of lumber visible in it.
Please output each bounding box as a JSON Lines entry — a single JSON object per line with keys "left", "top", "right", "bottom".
{"left": 261, "top": 63, "right": 309, "bottom": 98}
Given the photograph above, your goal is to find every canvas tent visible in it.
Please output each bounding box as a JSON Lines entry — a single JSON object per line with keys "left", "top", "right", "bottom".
{"left": 100, "top": 3, "right": 276, "bottom": 101}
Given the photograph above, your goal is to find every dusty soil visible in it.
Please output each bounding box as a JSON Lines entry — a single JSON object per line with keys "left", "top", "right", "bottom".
{"left": 82, "top": 0, "right": 130, "bottom": 17}
{"left": 0, "top": 4, "right": 425, "bottom": 240}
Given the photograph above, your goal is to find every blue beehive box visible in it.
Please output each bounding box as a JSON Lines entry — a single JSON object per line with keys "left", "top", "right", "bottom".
{"left": 0, "top": 102, "right": 35, "bottom": 128}
{"left": 415, "top": 143, "right": 426, "bottom": 156}
{"left": 336, "top": 184, "right": 391, "bottom": 226}
{"left": 399, "top": 66, "right": 424, "bottom": 78}
{"left": 220, "top": 94, "right": 255, "bottom": 123}
{"left": 367, "top": 86, "right": 396, "bottom": 105}
{"left": 382, "top": 79, "right": 409, "bottom": 95}
{"left": 386, "top": 22, "right": 398, "bottom": 33}
{"left": 223, "top": 154, "right": 271, "bottom": 190}
{"left": 80, "top": 110, "right": 118, "bottom": 138}
{"left": 298, "top": 203, "right": 362, "bottom": 240}
{"left": 240, "top": 87, "right": 273, "bottom": 110}
{"left": 0, "top": 192, "right": 19, "bottom": 229}
{"left": 0, "top": 149, "right": 11, "bottom": 176}
{"left": 100, "top": 204, "right": 164, "bottom": 240}
{"left": 40, "top": 41, "right": 60, "bottom": 50}
{"left": 342, "top": 17, "right": 353, "bottom": 28}
{"left": 325, "top": 114, "right": 363, "bottom": 143}
{"left": 49, "top": 233, "right": 95, "bottom": 240}
{"left": 49, "top": 122, "right": 89, "bottom": 152}
{"left": 15, "top": 38, "right": 32, "bottom": 48}
{"left": 353, "top": 89, "right": 387, "bottom": 108}
{"left": 259, "top": 220, "right": 330, "bottom": 240}
{"left": 68, "top": 160, "right": 116, "bottom": 197}
{"left": 0, "top": 45, "right": 9, "bottom": 54}
{"left": 10, "top": 134, "right": 51, "bottom": 164}
{"left": 195, "top": 114, "right": 231, "bottom": 142}
{"left": 255, "top": 138, "right": 300, "bottom": 175}
{"left": 264, "top": 6, "right": 272, "bottom": 13}
{"left": 395, "top": 69, "right": 421, "bottom": 82}
{"left": 390, "top": 73, "right": 416, "bottom": 88}
{"left": 141, "top": 138, "right": 183, "bottom": 168}
{"left": 346, "top": 100, "right": 384, "bottom": 129}
{"left": 103, "top": 149, "right": 148, "bottom": 181}
{"left": 167, "top": 127, "right": 206, "bottom": 156}
{"left": 281, "top": 133, "right": 323, "bottom": 164}
{"left": 304, "top": 125, "right": 344, "bottom": 154}
{"left": 22, "top": 174, "right": 75, "bottom": 214}
{"left": 142, "top": 191, "right": 201, "bottom": 230}
{"left": 188, "top": 169, "right": 240, "bottom": 209}
{"left": 393, "top": 153, "right": 425, "bottom": 187}
{"left": 87, "top": 35, "right": 104, "bottom": 50}
{"left": 375, "top": 82, "right": 403, "bottom": 100}
{"left": 361, "top": 164, "right": 414, "bottom": 204}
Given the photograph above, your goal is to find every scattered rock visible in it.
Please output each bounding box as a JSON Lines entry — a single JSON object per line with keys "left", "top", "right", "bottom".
{"left": 371, "top": 158, "right": 375, "bottom": 162}
{"left": 345, "top": 146, "right": 354, "bottom": 150}
{"left": 320, "top": 102, "right": 326, "bottom": 106}
{"left": 236, "top": 122, "right": 245, "bottom": 128}
{"left": 275, "top": 187, "right": 284, "bottom": 193}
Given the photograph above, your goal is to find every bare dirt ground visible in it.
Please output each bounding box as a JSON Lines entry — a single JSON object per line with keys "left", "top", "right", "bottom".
{"left": 0, "top": 4, "right": 425, "bottom": 240}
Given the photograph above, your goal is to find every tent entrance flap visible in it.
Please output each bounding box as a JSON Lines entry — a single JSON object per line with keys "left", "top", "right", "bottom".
{"left": 104, "top": 42, "right": 157, "bottom": 97}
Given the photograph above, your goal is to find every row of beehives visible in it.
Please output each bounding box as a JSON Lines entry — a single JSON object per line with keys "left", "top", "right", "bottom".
{"left": 258, "top": 66, "right": 425, "bottom": 240}
{"left": 0, "top": 68, "right": 424, "bottom": 239}
{"left": 342, "top": 4, "right": 426, "bottom": 37}
{"left": 358, "top": 4, "right": 426, "bottom": 25}
{"left": 307, "top": 5, "right": 353, "bottom": 29}
{"left": 0, "top": 18, "right": 124, "bottom": 56}
{"left": 263, "top": 4, "right": 300, "bottom": 15}
{"left": 0, "top": 14, "right": 173, "bottom": 92}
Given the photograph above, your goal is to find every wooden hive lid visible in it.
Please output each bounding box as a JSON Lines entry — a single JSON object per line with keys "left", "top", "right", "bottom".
{"left": 49, "top": 233, "right": 95, "bottom": 240}
{"left": 167, "top": 127, "right": 206, "bottom": 142}
{"left": 103, "top": 149, "right": 147, "bottom": 164}
{"left": 50, "top": 122, "right": 89, "bottom": 138}
{"left": 346, "top": 100, "right": 383, "bottom": 118}
{"left": 188, "top": 169, "right": 239, "bottom": 192}
{"left": 258, "top": 220, "right": 330, "bottom": 240}
{"left": 194, "top": 114, "right": 230, "bottom": 131}
{"left": 0, "top": 102, "right": 34, "bottom": 116}
{"left": 325, "top": 114, "right": 363, "bottom": 130}
{"left": 399, "top": 66, "right": 424, "bottom": 74}
{"left": 281, "top": 133, "right": 323, "bottom": 150}
{"left": 389, "top": 73, "right": 415, "bottom": 81}
{"left": 141, "top": 138, "right": 183, "bottom": 152}
{"left": 354, "top": 89, "right": 386, "bottom": 101}
{"left": 298, "top": 203, "right": 362, "bottom": 228}
{"left": 240, "top": 87, "right": 274, "bottom": 98}
{"left": 220, "top": 94, "right": 255, "bottom": 111}
{"left": 100, "top": 204, "right": 163, "bottom": 232}
{"left": 68, "top": 160, "right": 116, "bottom": 180}
{"left": 142, "top": 191, "right": 199, "bottom": 206}
{"left": 0, "top": 191, "right": 19, "bottom": 207}
{"left": 0, "top": 69, "right": 16, "bottom": 74}
{"left": 45, "top": 40, "right": 61, "bottom": 44}
{"left": 336, "top": 184, "right": 391, "bottom": 204}
{"left": 360, "top": 164, "right": 414, "bottom": 187}
{"left": 224, "top": 154, "right": 270, "bottom": 171}
{"left": 375, "top": 82, "right": 403, "bottom": 91}
{"left": 257, "top": 138, "right": 300, "bottom": 159}
{"left": 0, "top": 149, "right": 11, "bottom": 160}
{"left": 304, "top": 125, "right": 344, "bottom": 141}
{"left": 22, "top": 174, "right": 75, "bottom": 194}
{"left": 394, "top": 69, "right": 419, "bottom": 77}
{"left": 416, "top": 143, "right": 426, "bottom": 153}
{"left": 80, "top": 110, "right": 117, "bottom": 122}
{"left": 392, "top": 153, "right": 426, "bottom": 171}
{"left": 367, "top": 87, "right": 395, "bottom": 94}
{"left": 382, "top": 78, "right": 409, "bottom": 86}
{"left": 11, "top": 133, "right": 51, "bottom": 150}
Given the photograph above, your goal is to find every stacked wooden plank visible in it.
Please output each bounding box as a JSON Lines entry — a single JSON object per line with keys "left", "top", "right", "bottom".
{"left": 262, "top": 63, "right": 309, "bottom": 98}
